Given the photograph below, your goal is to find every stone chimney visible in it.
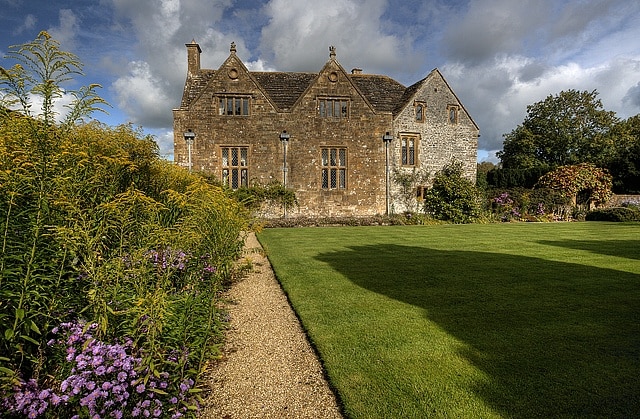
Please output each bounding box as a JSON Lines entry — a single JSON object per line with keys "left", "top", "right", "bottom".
{"left": 351, "top": 68, "right": 363, "bottom": 75}
{"left": 185, "top": 39, "right": 202, "bottom": 77}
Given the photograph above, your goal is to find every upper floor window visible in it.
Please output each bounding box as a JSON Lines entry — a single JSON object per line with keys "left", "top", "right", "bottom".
{"left": 401, "top": 135, "right": 417, "bottom": 166}
{"left": 321, "top": 147, "right": 347, "bottom": 189}
{"left": 319, "top": 98, "right": 349, "bottom": 119}
{"left": 447, "top": 105, "right": 459, "bottom": 124}
{"left": 218, "top": 96, "right": 250, "bottom": 116}
{"left": 221, "top": 146, "right": 248, "bottom": 189}
{"left": 415, "top": 101, "right": 425, "bottom": 122}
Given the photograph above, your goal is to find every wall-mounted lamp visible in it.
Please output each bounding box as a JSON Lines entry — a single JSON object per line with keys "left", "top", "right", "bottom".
{"left": 183, "top": 130, "right": 195, "bottom": 172}
{"left": 382, "top": 132, "right": 394, "bottom": 216}
{"left": 279, "top": 130, "right": 290, "bottom": 217}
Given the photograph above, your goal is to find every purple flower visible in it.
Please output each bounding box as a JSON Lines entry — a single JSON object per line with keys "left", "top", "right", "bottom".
{"left": 51, "top": 393, "right": 62, "bottom": 405}
{"left": 136, "top": 383, "right": 146, "bottom": 393}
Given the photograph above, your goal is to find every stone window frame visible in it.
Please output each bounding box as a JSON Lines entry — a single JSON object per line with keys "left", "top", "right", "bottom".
{"left": 318, "top": 97, "right": 349, "bottom": 119}
{"left": 221, "top": 146, "right": 249, "bottom": 189}
{"left": 400, "top": 134, "right": 419, "bottom": 167}
{"left": 414, "top": 101, "right": 426, "bottom": 123}
{"left": 416, "top": 185, "right": 428, "bottom": 200}
{"left": 447, "top": 104, "right": 459, "bottom": 124}
{"left": 217, "top": 95, "right": 251, "bottom": 116}
{"left": 321, "top": 147, "right": 347, "bottom": 190}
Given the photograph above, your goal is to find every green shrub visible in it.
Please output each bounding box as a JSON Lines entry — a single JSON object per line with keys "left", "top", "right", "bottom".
{"left": 423, "top": 162, "right": 483, "bottom": 223}
{"left": 585, "top": 207, "right": 640, "bottom": 222}
{"left": 487, "top": 187, "right": 572, "bottom": 222}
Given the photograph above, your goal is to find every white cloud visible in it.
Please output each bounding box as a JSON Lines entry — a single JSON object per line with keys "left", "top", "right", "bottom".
{"left": 12, "top": 13, "right": 36, "bottom": 36}
{"left": 112, "top": 60, "right": 171, "bottom": 128}
{"left": 47, "top": 9, "right": 80, "bottom": 50}
{"left": 442, "top": 0, "right": 551, "bottom": 65}
{"left": 152, "top": 128, "right": 175, "bottom": 160}
{"left": 107, "top": 0, "right": 237, "bottom": 129}
{"left": 260, "top": 0, "right": 418, "bottom": 74}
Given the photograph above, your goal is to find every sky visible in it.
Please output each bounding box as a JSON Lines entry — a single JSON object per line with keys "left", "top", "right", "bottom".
{"left": 1, "top": 0, "right": 640, "bottom": 163}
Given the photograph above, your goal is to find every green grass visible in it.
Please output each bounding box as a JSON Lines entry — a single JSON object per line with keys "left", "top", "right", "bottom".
{"left": 257, "top": 223, "right": 640, "bottom": 418}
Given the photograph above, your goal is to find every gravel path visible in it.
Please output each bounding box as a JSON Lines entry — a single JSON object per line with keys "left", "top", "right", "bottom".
{"left": 198, "top": 232, "right": 343, "bottom": 419}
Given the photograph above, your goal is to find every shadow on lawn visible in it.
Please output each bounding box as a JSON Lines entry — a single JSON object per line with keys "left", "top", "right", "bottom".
{"left": 537, "top": 239, "right": 640, "bottom": 260}
{"left": 315, "top": 245, "right": 640, "bottom": 418}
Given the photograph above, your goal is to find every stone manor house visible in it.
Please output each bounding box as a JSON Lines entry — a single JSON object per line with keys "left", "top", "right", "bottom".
{"left": 173, "top": 41, "right": 479, "bottom": 217}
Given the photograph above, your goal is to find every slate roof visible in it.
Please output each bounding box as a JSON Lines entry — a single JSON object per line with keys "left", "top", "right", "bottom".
{"left": 181, "top": 68, "right": 416, "bottom": 116}
{"left": 252, "top": 72, "right": 317, "bottom": 110}
{"left": 349, "top": 74, "right": 406, "bottom": 113}
{"left": 180, "top": 70, "right": 215, "bottom": 108}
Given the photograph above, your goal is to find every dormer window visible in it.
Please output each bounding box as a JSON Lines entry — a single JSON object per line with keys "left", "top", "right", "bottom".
{"left": 415, "top": 101, "right": 425, "bottom": 122}
{"left": 447, "top": 105, "right": 459, "bottom": 124}
{"left": 218, "top": 96, "right": 250, "bottom": 116}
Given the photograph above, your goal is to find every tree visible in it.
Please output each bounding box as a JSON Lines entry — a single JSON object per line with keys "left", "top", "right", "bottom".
{"left": 498, "top": 90, "right": 619, "bottom": 170}
{"left": 424, "top": 161, "right": 482, "bottom": 223}
{"left": 608, "top": 114, "right": 640, "bottom": 193}
{"left": 476, "top": 161, "right": 496, "bottom": 190}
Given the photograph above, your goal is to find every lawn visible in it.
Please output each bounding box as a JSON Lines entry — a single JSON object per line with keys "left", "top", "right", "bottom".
{"left": 257, "top": 222, "right": 640, "bottom": 418}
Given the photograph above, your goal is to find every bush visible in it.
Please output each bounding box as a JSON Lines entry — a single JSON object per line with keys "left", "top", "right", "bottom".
{"left": 487, "top": 187, "right": 571, "bottom": 221}
{"left": 585, "top": 207, "right": 640, "bottom": 222}
{"left": 423, "top": 162, "right": 483, "bottom": 223}
{"left": 0, "top": 120, "right": 250, "bottom": 417}
{"left": 1, "top": 32, "right": 255, "bottom": 417}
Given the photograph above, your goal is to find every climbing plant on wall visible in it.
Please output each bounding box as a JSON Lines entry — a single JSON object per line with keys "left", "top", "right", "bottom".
{"left": 536, "top": 163, "right": 613, "bottom": 207}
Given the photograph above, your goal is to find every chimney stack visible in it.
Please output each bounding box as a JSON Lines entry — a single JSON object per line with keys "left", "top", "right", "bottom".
{"left": 185, "top": 40, "right": 202, "bottom": 77}
{"left": 351, "top": 68, "right": 363, "bottom": 75}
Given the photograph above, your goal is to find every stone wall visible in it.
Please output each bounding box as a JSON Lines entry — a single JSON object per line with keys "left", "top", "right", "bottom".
{"left": 389, "top": 70, "right": 479, "bottom": 213}
{"left": 607, "top": 194, "right": 640, "bottom": 207}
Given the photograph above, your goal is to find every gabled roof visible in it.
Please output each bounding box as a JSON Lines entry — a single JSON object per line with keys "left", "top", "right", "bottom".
{"left": 180, "top": 69, "right": 215, "bottom": 108}
{"left": 252, "top": 72, "right": 317, "bottom": 110}
{"left": 180, "top": 66, "right": 409, "bottom": 114}
{"left": 394, "top": 75, "right": 428, "bottom": 115}
{"left": 179, "top": 48, "right": 475, "bottom": 123}
{"left": 181, "top": 67, "right": 410, "bottom": 114}
{"left": 349, "top": 74, "right": 406, "bottom": 113}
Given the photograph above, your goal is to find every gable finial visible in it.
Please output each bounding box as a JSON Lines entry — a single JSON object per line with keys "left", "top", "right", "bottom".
{"left": 329, "top": 45, "right": 336, "bottom": 59}
{"left": 230, "top": 41, "right": 236, "bottom": 54}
